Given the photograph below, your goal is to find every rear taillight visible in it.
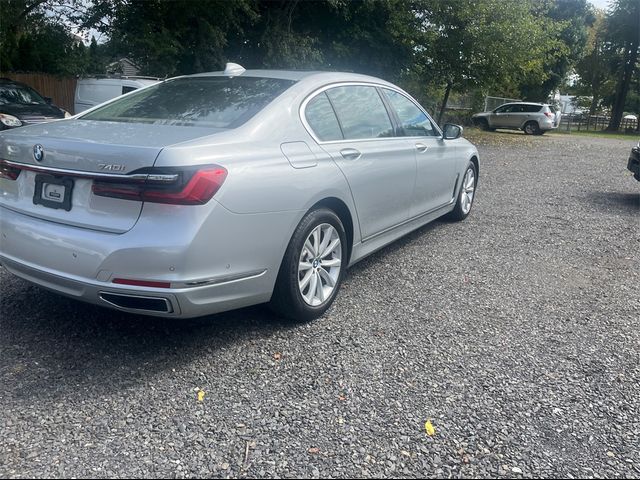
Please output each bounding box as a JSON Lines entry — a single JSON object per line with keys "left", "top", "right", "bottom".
{"left": 0, "top": 161, "right": 20, "bottom": 180}
{"left": 544, "top": 112, "right": 554, "bottom": 119}
{"left": 92, "top": 165, "right": 227, "bottom": 205}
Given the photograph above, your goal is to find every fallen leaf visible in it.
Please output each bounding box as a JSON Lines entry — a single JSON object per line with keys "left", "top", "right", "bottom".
{"left": 425, "top": 420, "right": 436, "bottom": 436}
{"left": 308, "top": 447, "right": 320, "bottom": 454}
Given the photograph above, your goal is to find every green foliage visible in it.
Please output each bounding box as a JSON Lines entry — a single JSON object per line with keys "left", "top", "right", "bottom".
{"left": 519, "top": 0, "right": 593, "bottom": 101}
{"left": 86, "top": 0, "right": 257, "bottom": 76}
{"left": 3, "top": 0, "right": 633, "bottom": 129}
{"left": 0, "top": 0, "right": 107, "bottom": 75}
{"left": 410, "top": 0, "right": 567, "bottom": 120}
{"left": 603, "top": 0, "right": 640, "bottom": 130}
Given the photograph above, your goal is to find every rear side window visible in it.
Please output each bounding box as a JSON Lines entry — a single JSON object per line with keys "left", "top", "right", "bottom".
{"left": 305, "top": 92, "right": 343, "bottom": 141}
{"left": 524, "top": 105, "right": 542, "bottom": 113}
{"left": 82, "top": 76, "right": 295, "bottom": 128}
{"left": 326, "top": 86, "right": 394, "bottom": 140}
{"left": 383, "top": 89, "right": 438, "bottom": 137}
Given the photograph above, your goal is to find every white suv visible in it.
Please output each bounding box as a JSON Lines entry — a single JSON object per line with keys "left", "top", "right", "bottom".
{"left": 472, "top": 102, "right": 561, "bottom": 135}
{"left": 74, "top": 77, "right": 160, "bottom": 114}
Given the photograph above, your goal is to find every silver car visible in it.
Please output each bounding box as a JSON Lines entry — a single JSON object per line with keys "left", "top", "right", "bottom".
{"left": 0, "top": 65, "right": 479, "bottom": 321}
{"left": 472, "top": 102, "right": 561, "bottom": 135}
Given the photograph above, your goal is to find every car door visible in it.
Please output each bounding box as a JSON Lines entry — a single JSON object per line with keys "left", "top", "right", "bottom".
{"left": 508, "top": 104, "right": 528, "bottom": 127}
{"left": 381, "top": 88, "right": 459, "bottom": 216}
{"left": 489, "top": 104, "right": 514, "bottom": 128}
{"left": 306, "top": 85, "right": 416, "bottom": 240}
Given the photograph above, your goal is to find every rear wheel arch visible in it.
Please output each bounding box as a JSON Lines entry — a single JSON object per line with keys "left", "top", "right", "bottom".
{"left": 309, "top": 197, "right": 354, "bottom": 264}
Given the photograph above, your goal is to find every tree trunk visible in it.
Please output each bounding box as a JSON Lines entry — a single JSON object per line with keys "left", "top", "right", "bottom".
{"left": 437, "top": 81, "right": 452, "bottom": 126}
{"left": 589, "top": 94, "right": 599, "bottom": 116}
{"left": 606, "top": 40, "right": 639, "bottom": 131}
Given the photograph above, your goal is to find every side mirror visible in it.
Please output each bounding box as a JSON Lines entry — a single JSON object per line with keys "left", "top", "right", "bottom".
{"left": 443, "top": 123, "right": 463, "bottom": 140}
{"left": 44, "top": 97, "right": 53, "bottom": 104}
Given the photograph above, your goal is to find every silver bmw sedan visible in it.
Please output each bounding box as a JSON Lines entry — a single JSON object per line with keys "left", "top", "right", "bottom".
{"left": 0, "top": 64, "right": 479, "bottom": 321}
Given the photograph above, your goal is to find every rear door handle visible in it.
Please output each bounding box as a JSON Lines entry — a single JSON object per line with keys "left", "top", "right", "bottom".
{"left": 340, "top": 148, "right": 361, "bottom": 160}
{"left": 415, "top": 143, "right": 428, "bottom": 153}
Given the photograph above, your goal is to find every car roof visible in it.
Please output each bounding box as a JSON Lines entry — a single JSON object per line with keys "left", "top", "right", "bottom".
{"left": 502, "top": 102, "right": 547, "bottom": 106}
{"left": 184, "top": 69, "right": 396, "bottom": 88}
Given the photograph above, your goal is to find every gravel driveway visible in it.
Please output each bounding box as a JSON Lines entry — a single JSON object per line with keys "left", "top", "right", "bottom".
{"left": 1, "top": 131, "right": 638, "bottom": 479}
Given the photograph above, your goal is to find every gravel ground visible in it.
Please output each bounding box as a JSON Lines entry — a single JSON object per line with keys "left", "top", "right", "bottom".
{"left": 1, "top": 131, "right": 639, "bottom": 479}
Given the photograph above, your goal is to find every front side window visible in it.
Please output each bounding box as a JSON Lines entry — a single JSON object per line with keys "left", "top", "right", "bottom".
{"left": 325, "top": 86, "right": 394, "bottom": 140}
{"left": 384, "top": 89, "right": 437, "bottom": 137}
{"left": 494, "top": 104, "right": 515, "bottom": 113}
{"left": 82, "top": 76, "right": 295, "bottom": 128}
{"left": 305, "top": 92, "right": 343, "bottom": 141}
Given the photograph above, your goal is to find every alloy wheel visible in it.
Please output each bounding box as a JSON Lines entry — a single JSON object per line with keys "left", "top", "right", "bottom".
{"left": 298, "top": 223, "right": 342, "bottom": 306}
{"left": 461, "top": 167, "right": 475, "bottom": 215}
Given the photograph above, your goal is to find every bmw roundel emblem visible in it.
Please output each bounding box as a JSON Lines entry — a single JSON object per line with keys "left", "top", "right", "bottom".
{"left": 33, "top": 144, "right": 44, "bottom": 162}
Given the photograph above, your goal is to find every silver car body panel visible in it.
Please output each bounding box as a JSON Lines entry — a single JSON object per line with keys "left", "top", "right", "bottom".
{"left": 0, "top": 70, "right": 479, "bottom": 318}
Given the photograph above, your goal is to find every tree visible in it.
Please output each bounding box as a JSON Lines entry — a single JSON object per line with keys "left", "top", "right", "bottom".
{"left": 605, "top": 0, "right": 640, "bottom": 131}
{"left": 519, "top": 0, "right": 593, "bottom": 102}
{"left": 84, "top": 0, "right": 258, "bottom": 77}
{"left": 0, "top": 0, "right": 99, "bottom": 74}
{"left": 411, "top": 0, "right": 565, "bottom": 123}
{"left": 574, "top": 9, "right": 615, "bottom": 115}
{"left": 85, "top": 0, "right": 418, "bottom": 82}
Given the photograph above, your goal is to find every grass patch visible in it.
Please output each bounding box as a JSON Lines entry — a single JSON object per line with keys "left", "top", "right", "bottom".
{"left": 549, "top": 129, "right": 639, "bottom": 142}
{"left": 462, "top": 126, "right": 639, "bottom": 146}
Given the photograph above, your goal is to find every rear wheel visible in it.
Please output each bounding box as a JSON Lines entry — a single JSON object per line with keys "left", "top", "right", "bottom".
{"left": 523, "top": 121, "right": 540, "bottom": 135}
{"left": 270, "top": 208, "right": 347, "bottom": 322}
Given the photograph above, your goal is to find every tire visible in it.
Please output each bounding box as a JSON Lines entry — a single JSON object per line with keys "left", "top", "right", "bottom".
{"left": 447, "top": 162, "right": 478, "bottom": 221}
{"left": 476, "top": 118, "right": 491, "bottom": 131}
{"left": 270, "top": 208, "right": 347, "bottom": 322}
{"left": 523, "top": 121, "right": 540, "bottom": 135}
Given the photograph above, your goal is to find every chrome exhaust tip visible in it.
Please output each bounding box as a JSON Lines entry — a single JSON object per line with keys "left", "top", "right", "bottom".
{"left": 99, "top": 292, "right": 173, "bottom": 314}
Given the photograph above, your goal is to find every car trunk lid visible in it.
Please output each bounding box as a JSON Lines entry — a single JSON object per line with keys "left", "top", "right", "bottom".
{"left": 0, "top": 120, "right": 218, "bottom": 233}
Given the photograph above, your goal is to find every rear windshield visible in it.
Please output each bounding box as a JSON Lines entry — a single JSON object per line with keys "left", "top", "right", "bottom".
{"left": 81, "top": 76, "right": 296, "bottom": 128}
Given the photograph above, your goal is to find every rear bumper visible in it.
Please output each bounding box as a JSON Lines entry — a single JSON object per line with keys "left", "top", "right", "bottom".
{"left": 0, "top": 253, "right": 270, "bottom": 318}
{"left": 628, "top": 147, "right": 640, "bottom": 181}
{"left": 539, "top": 118, "right": 558, "bottom": 131}
{"left": 0, "top": 202, "right": 302, "bottom": 318}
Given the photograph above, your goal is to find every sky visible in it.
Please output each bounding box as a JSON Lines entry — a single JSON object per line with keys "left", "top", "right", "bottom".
{"left": 588, "top": 0, "right": 611, "bottom": 10}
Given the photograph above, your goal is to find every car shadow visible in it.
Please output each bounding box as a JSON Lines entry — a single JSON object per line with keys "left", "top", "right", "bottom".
{"left": 0, "top": 218, "right": 447, "bottom": 400}
{"left": 0, "top": 279, "right": 296, "bottom": 400}
{"left": 586, "top": 191, "right": 640, "bottom": 215}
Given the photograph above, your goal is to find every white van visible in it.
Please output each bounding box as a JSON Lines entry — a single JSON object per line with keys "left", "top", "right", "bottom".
{"left": 74, "top": 77, "right": 161, "bottom": 114}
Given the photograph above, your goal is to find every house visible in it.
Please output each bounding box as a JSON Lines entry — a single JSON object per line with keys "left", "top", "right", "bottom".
{"left": 106, "top": 58, "right": 140, "bottom": 76}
